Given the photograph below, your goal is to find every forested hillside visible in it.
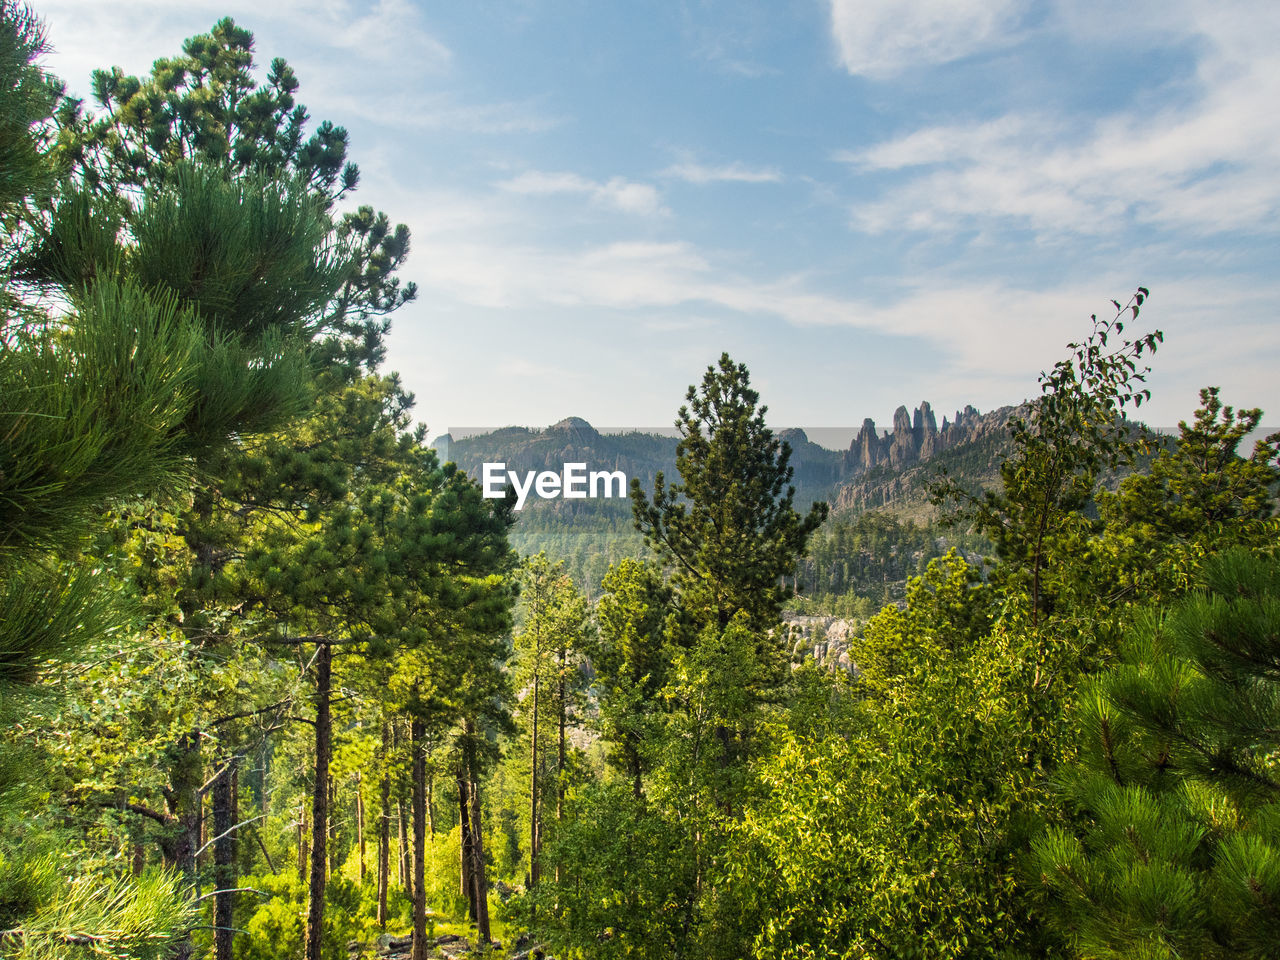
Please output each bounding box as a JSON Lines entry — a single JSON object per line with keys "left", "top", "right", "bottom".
{"left": 4, "top": 8, "right": 1279, "bottom": 960}
{"left": 440, "top": 404, "right": 1015, "bottom": 602}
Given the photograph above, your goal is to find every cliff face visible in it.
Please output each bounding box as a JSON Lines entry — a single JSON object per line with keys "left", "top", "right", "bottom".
{"left": 843, "top": 402, "right": 1007, "bottom": 475}
{"left": 834, "top": 402, "right": 1018, "bottom": 513}
{"left": 434, "top": 401, "right": 1016, "bottom": 518}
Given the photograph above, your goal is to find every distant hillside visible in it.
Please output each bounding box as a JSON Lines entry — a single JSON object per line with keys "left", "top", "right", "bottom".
{"left": 432, "top": 402, "right": 1017, "bottom": 595}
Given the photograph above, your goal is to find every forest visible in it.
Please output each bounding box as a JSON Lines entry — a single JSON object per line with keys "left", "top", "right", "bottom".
{"left": 4, "top": 6, "right": 1280, "bottom": 960}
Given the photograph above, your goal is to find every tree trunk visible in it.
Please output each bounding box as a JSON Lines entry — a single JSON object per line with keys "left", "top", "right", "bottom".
{"left": 356, "top": 770, "right": 366, "bottom": 883}
{"left": 457, "top": 768, "right": 476, "bottom": 922}
{"left": 529, "top": 672, "right": 540, "bottom": 892}
{"left": 466, "top": 724, "right": 491, "bottom": 944}
{"left": 557, "top": 644, "right": 566, "bottom": 885}
{"left": 168, "top": 730, "right": 202, "bottom": 960}
{"left": 378, "top": 723, "right": 391, "bottom": 929}
{"left": 410, "top": 714, "right": 429, "bottom": 960}
{"left": 328, "top": 778, "right": 337, "bottom": 879}
{"left": 304, "top": 640, "right": 332, "bottom": 960}
{"left": 398, "top": 796, "right": 409, "bottom": 892}
{"left": 427, "top": 767, "right": 436, "bottom": 838}
{"left": 213, "top": 763, "right": 239, "bottom": 960}
{"left": 298, "top": 803, "right": 308, "bottom": 883}
{"left": 393, "top": 721, "right": 408, "bottom": 892}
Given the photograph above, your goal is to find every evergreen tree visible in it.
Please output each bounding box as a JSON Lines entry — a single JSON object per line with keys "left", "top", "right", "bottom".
{"left": 630, "top": 352, "right": 828, "bottom": 641}
{"left": 1096, "top": 386, "right": 1280, "bottom": 601}
{"left": 1035, "top": 549, "right": 1280, "bottom": 959}
{"left": 0, "top": 5, "right": 340, "bottom": 956}
{"left": 56, "top": 16, "right": 415, "bottom": 372}
{"left": 594, "top": 558, "right": 673, "bottom": 798}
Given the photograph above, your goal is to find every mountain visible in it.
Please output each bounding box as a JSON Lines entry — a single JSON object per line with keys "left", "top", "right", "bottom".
{"left": 429, "top": 402, "right": 1015, "bottom": 596}
{"left": 834, "top": 404, "right": 1019, "bottom": 517}
{"left": 434, "top": 401, "right": 1016, "bottom": 524}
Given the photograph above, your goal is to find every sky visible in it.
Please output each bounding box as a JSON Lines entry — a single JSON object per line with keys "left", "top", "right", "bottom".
{"left": 34, "top": 0, "right": 1280, "bottom": 448}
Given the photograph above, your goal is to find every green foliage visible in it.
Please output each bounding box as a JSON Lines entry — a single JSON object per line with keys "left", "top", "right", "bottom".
{"left": 421, "top": 828, "right": 468, "bottom": 921}
{"left": 795, "top": 509, "right": 989, "bottom": 611}
{"left": 58, "top": 16, "right": 416, "bottom": 370}
{"left": 0, "top": 0, "right": 55, "bottom": 228}
{"left": 934, "top": 289, "right": 1161, "bottom": 626}
{"left": 726, "top": 554, "right": 1060, "bottom": 959}
{"left": 0, "top": 864, "right": 194, "bottom": 960}
{"left": 593, "top": 558, "right": 673, "bottom": 793}
{"left": 524, "top": 781, "right": 694, "bottom": 960}
{"left": 631, "top": 352, "right": 829, "bottom": 638}
{"left": 1035, "top": 549, "right": 1280, "bottom": 959}
{"left": 1, "top": 280, "right": 196, "bottom": 570}
{"left": 1096, "top": 387, "right": 1280, "bottom": 601}
{"left": 237, "top": 872, "right": 392, "bottom": 960}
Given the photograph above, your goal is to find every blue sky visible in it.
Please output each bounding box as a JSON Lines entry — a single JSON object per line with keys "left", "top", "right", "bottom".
{"left": 36, "top": 0, "right": 1280, "bottom": 447}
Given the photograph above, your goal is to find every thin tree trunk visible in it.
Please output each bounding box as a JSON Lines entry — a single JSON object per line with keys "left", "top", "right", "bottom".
{"left": 356, "top": 770, "right": 366, "bottom": 883}
{"left": 410, "top": 714, "right": 429, "bottom": 960}
{"left": 457, "top": 768, "right": 476, "bottom": 922}
{"left": 298, "top": 803, "right": 307, "bottom": 883}
{"left": 557, "top": 644, "right": 566, "bottom": 885}
{"left": 393, "top": 721, "right": 408, "bottom": 892}
{"left": 427, "top": 767, "right": 436, "bottom": 838}
{"left": 168, "top": 730, "right": 202, "bottom": 960}
{"left": 199, "top": 787, "right": 208, "bottom": 873}
{"left": 398, "top": 797, "right": 409, "bottom": 892}
{"left": 328, "top": 778, "right": 337, "bottom": 879}
{"left": 213, "top": 763, "right": 239, "bottom": 960}
{"left": 378, "top": 723, "right": 391, "bottom": 929}
{"left": 529, "top": 672, "right": 540, "bottom": 892}
{"left": 304, "top": 640, "right": 332, "bottom": 960}
{"left": 467, "top": 723, "right": 491, "bottom": 944}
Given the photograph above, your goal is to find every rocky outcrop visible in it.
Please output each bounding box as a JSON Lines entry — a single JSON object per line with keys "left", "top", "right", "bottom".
{"left": 843, "top": 402, "right": 1011, "bottom": 478}
{"left": 834, "top": 403, "right": 1020, "bottom": 513}
{"left": 548, "top": 416, "right": 600, "bottom": 446}
{"left": 783, "top": 614, "right": 859, "bottom": 674}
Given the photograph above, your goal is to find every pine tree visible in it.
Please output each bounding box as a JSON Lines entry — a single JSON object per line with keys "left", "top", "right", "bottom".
{"left": 28, "top": 21, "right": 424, "bottom": 957}
{"left": 0, "top": 5, "right": 340, "bottom": 956}
{"left": 630, "top": 352, "right": 828, "bottom": 641}
{"left": 1096, "top": 386, "right": 1280, "bottom": 600}
{"left": 1035, "top": 549, "right": 1280, "bottom": 958}
{"left": 512, "top": 554, "right": 590, "bottom": 899}
{"left": 56, "top": 16, "right": 415, "bottom": 372}
{"left": 594, "top": 558, "right": 673, "bottom": 799}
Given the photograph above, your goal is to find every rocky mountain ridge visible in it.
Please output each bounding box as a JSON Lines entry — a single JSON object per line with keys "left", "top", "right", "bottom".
{"left": 845, "top": 402, "right": 1016, "bottom": 474}
{"left": 434, "top": 400, "right": 1014, "bottom": 512}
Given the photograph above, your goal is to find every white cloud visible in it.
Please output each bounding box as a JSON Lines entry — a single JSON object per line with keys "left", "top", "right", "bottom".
{"left": 837, "top": 2, "right": 1280, "bottom": 237}
{"left": 404, "top": 223, "right": 1280, "bottom": 425}
{"left": 497, "top": 171, "right": 667, "bottom": 216}
{"left": 661, "top": 160, "right": 783, "bottom": 184}
{"left": 38, "top": 0, "right": 452, "bottom": 93}
{"left": 828, "top": 0, "right": 1025, "bottom": 77}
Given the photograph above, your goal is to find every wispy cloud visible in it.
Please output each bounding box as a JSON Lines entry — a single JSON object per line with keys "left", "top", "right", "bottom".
{"left": 827, "top": 0, "right": 1025, "bottom": 77}
{"left": 660, "top": 160, "right": 783, "bottom": 184}
{"left": 836, "top": 6, "right": 1280, "bottom": 237}
{"left": 497, "top": 171, "right": 667, "bottom": 216}
{"left": 39, "top": 0, "right": 453, "bottom": 87}
{"left": 404, "top": 218, "right": 1280, "bottom": 422}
